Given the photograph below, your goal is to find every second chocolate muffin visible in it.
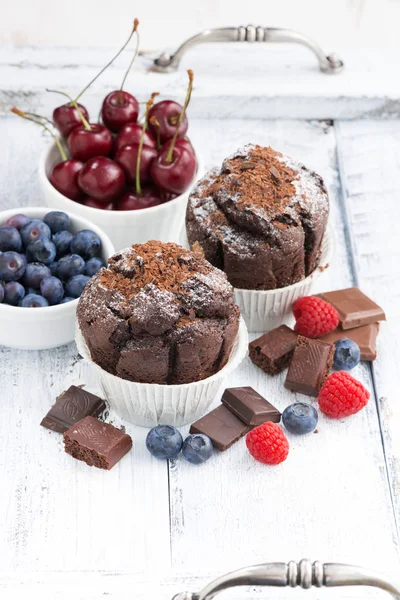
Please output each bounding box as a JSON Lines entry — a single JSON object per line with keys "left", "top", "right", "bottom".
{"left": 186, "top": 144, "right": 329, "bottom": 290}
{"left": 77, "top": 241, "right": 240, "bottom": 385}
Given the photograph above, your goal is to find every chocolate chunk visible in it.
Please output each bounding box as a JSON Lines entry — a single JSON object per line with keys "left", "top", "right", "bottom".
{"left": 64, "top": 416, "right": 132, "bottom": 470}
{"left": 285, "top": 336, "right": 334, "bottom": 397}
{"left": 41, "top": 386, "right": 106, "bottom": 433}
{"left": 190, "top": 405, "right": 251, "bottom": 451}
{"left": 319, "top": 287, "right": 385, "bottom": 330}
{"left": 249, "top": 325, "right": 298, "bottom": 375}
{"left": 222, "top": 386, "right": 281, "bottom": 426}
{"left": 319, "top": 323, "right": 380, "bottom": 361}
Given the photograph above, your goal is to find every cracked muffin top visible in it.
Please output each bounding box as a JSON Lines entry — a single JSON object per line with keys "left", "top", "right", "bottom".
{"left": 77, "top": 241, "right": 240, "bottom": 384}
{"left": 186, "top": 144, "right": 329, "bottom": 290}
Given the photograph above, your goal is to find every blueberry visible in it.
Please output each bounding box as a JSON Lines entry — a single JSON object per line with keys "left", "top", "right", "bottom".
{"left": 20, "top": 220, "right": 51, "bottom": 247}
{"left": 70, "top": 230, "right": 101, "bottom": 259}
{"left": 25, "top": 287, "right": 40, "bottom": 295}
{"left": 49, "top": 261, "right": 59, "bottom": 276}
{"left": 43, "top": 211, "right": 71, "bottom": 234}
{"left": 282, "top": 402, "right": 318, "bottom": 435}
{"left": 65, "top": 274, "right": 90, "bottom": 298}
{"left": 4, "top": 214, "right": 30, "bottom": 230}
{"left": 0, "top": 252, "right": 26, "bottom": 281}
{"left": 60, "top": 296, "right": 75, "bottom": 304}
{"left": 26, "top": 239, "right": 56, "bottom": 265}
{"left": 84, "top": 256, "right": 105, "bottom": 277}
{"left": 19, "top": 293, "right": 49, "bottom": 308}
{"left": 0, "top": 227, "right": 22, "bottom": 252}
{"left": 22, "top": 262, "right": 51, "bottom": 288}
{"left": 0, "top": 284, "right": 4, "bottom": 303}
{"left": 4, "top": 281, "right": 25, "bottom": 306}
{"left": 53, "top": 230, "right": 73, "bottom": 257}
{"left": 146, "top": 425, "right": 183, "bottom": 459}
{"left": 40, "top": 276, "right": 64, "bottom": 305}
{"left": 182, "top": 434, "right": 213, "bottom": 465}
{"left": 57, "top": 254, "right": 85, "bottom": 280}
{"left": 333, "top": 338, "right": 361, "bottom": 371}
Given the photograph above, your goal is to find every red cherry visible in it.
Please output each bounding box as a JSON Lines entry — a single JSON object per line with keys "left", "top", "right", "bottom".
{"left": 78, "top": 157, "right": 125, "bottom": 202}
{"left": 115, "top": 143, "right": 157, "bottom": 184}
{"left": 49, "top": 160, "right": 85, "bottom": 200}
{"left": 82, "top": 196, "right": 115, "bottom": 210}
{"left": 68, "top": 124, "right": 113, "bottom": 161}
{"left": 114, "top": 123, "right": 157, "bottom": 153}
{"left": 148, "top": 100, "right": 188, "bottom": 143}
{"left": 53, "top": 103, "right": 89, "bottom": 137}
{"left": 163, "top": 137, "right": 195, "bottom": 158}
{"left": 159, "top": 190, "right": 178, "bottom": 203}
{"left": 117, "top": 187, "right": 161, "bottom": 210}
{"left": 101, "top": 91, "right": 139, "bottom": 133}
{"left": 151, "top": 145, "right": 196, "bottom": 194}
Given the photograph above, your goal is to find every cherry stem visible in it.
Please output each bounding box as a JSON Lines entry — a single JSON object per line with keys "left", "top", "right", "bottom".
{"left": 166, "top": 69, "right": 193, "bottom": 163}
{"left": 25, "top": 112, "right": 54, "bottom": 127}
{"left": 46, "top": 88, "right": 91, "bottom": 131}
{"left": 74, "top": 19, "right": 139, "bottom": 104}
{"left": 118, "top": 18, "right": 140, "bottom": 104}
{"left": 11, "top": 107, "right": 68, "bottom": 162}
{"left": 136, "top": 92, "right": 159, "bottom": 196}
{"left": 149, "top": 116, "right": 161, "bottom": 150}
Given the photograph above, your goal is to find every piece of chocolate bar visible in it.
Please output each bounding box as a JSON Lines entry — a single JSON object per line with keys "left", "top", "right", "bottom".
{"left": 41, "top": 386, "right": 106, "bottom": 433}
{"left": 319, "top": 287, "right": 385, "bottom": 330}
{"left": 64, "top": 416, "right": 132, "bottom": 470}
{"left": 285, "top": 336, "right": 334, "bottom": 397}
{"left": 222, "top": 387, "right": 281, "bottom": 426}
{"left": 190, "top": 405, "right": 251, "bottom": 451}
{"left": 319, "top": 322, "right": 380, "bottom": 361}
{"left": 249, "top": 325, "right": 298, "bottom": 375}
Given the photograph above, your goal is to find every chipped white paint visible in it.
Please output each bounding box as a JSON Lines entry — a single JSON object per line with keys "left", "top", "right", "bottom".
{"left": 0, "top": 53, "right": 400, "bottom": 598}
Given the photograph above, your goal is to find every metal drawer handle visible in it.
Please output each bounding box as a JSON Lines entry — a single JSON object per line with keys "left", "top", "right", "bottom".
{"left": 152, "top": 26, "right": 344, "bottom": 74}
{"left": 172, "top": 559, "right": 400, "bottom": 600}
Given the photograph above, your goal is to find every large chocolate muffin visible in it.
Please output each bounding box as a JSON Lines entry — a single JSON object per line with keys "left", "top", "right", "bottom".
{"left": 77, "top": 241, "right": 240, "bottom": 385}
{"left": 186, "top": 144, "right": 329, "bottom": 290}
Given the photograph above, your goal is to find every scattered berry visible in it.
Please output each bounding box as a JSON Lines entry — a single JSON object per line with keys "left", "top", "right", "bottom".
{"left": 4, "top": 281, "right": 25, "bottom": 306}
{"left": 293, "top": 296, "right": 339, "bottom": 338}
{"left": 246, "top": 422, "right": 289, "bottom": 465}
{"left": 0, "top": 227, "right": 22, "bottom": 252}
{"left": 57, "top": 254, "right": 85, "bottom": 280}
{"left": 70, "top": 230, "right": 101, "bottom": 259}
{"left": 4, "top": 214, "right": 30, "bottom": 230}
{"left": 65, "top": 274, "right": 90, "bottom": 298}
{"left": 182, "top": 434, "right": 213, "bottom": 465}
{"left": 84, "top": 256, "right": 105, "bottom": 277}
{"left": 40, "top": 276, "right": 64, "bottom": 305}
{"left": 146, "top": 425, "right": 183, "bottom": 459}
{"left": 333, "top": 339, "right": 361, "bottom": 371}
{"left": 26, "top": 238, "right": 56, "bottom": 265}
{"left": 0, "top": 252, "right": 27, "bottom": 281}
{"left": 282, "top": 402, "right": 318, "bottom": 434}
{"left": 19, "top": 293, "right": 49, "bottom": 308}
{"left": 53, "top": 230, "right": 73, "bottom": 257}
{"left": 20, "top": 220, "right": 51, "bottom": 246}
{"left": 318, "top": 371, "right": 370, "bottom": 418}
{"left": 43, "top": 211, "right": 71, "bottom": 234}
{"left": 22, "top": 263, "right": 51, "bottom": 288}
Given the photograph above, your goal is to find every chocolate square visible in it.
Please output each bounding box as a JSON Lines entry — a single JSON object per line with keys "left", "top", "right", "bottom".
{"left": 64, "top": 417, "right": 132, "bottom": 470}
{"left": 319, "top": 287, "right": 385, "bottom": 330}
{"left": 284, "top": 336, "right": 334, "bottom": 397}
{"left": 190, "top": 405, "right": 251, "bottom": 451}
{"left": 319, "top": 322, "right": 380, "bottom": 361}
{"left": 249, "top": 325, "right": 298, "bottom": 375}
{"left": 222, "top": 386, "right": 281, "bottom": 426}
{"left": 41, "top": 386, "right": 106, "bottom": 433}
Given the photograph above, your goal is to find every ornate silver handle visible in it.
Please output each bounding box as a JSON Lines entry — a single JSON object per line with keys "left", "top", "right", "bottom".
{"left": 153, "top": 26, "right": 344, "bottom": 74}
{"left": 172, "top": 560, "right": 400, "bottom": 600}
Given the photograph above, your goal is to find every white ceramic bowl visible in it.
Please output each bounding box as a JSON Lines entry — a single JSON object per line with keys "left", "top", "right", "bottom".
{"left": 76, "top": 317, "right": 248, "bottom": 428}
{"left": 0, "top": 207, "right": 115, "bottom": 350}
{"left": 39, "top": 142, "right": 204, "bottom": 251}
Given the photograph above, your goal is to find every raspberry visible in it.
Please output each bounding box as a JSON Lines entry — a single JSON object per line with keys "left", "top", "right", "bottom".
{"left": 293, "top": 296, "right": 339, "bottom": 338}
{"left": 246, "top": 422, "right": 289, "bottom": 465}
{"left": 318, "top": 371, "right": 370, "bottom": 418}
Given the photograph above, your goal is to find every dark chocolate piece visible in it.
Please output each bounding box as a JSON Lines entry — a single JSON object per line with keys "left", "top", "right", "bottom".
{"left": 285, "top": 336, "right": 334, "bottom": 397}
{"left": 64, "top": 416, "right": 132, "bottom": 470}
{"left": 222, "top": 386, "right": 281, "bottom": 426}
{"left": 249, "top": 325, "right": 298, "bottom": 375}
{"left": 190, "top": 405, "right": 251, "bottom": 451}
{"left": 319, "top": 322, "right": 380, "bottom": 361}
{"left": 41, "top": 386, "right": 106, "bottom": 433}
{"left": 319, "top": 287, "right": 385, "bottom": 330}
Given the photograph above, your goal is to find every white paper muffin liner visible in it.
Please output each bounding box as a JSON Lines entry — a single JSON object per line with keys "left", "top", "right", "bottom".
{"left": 75, "top": 317, "right": 248, "bottom": 428}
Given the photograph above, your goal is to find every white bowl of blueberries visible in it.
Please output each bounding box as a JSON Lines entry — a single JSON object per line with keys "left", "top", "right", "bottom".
{"left": 0, "top": 208, "right": 114, "bottom": 350}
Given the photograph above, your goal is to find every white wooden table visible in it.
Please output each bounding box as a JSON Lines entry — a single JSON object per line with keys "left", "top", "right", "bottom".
{"left": 1, "top": 45, "right": 399, "bottom": 600}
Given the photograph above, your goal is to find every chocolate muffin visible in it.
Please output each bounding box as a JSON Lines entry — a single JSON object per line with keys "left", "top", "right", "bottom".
{"left": 186, "top": 144, "right": 329, "bottom": 290}
{"left": 77, "top": 241, "right": 240, "bottom": 385}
